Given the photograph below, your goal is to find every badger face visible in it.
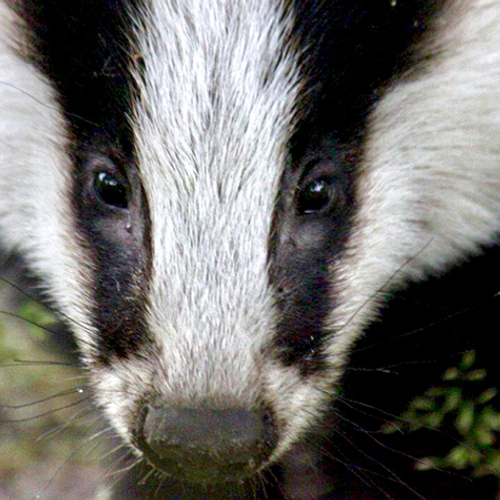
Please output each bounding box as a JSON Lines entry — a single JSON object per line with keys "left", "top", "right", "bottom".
{"left": 2, "top": 0, "right": 500, "bottom": 490}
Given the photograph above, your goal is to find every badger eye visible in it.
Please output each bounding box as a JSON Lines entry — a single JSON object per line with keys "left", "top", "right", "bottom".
{"left": 93, "top": 171, "right": 130, "bottom": 209}
{"left": 297, "top": 176, "right": 337, "bottom": 215}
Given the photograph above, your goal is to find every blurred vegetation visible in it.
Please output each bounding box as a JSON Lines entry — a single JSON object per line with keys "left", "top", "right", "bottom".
{"left": 0, "top": 299, "right": 105, "bottom": 499}
{"left": 383, "top": 350, "right": 500, "bottom": 484}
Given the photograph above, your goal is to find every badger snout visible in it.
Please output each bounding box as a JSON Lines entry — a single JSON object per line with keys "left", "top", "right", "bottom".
{"left": 134, "top": 404, "right": 276, "bottom": 482}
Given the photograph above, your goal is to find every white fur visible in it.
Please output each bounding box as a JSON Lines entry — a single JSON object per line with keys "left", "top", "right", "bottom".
{"left": 325, "top": 0, "right": 500, "bottom": 367}
{"left": 0, "top": 2, "right": 99, "bottom": 360}
{"left": 92, "top": 0, "right": 311, "bottom": 450}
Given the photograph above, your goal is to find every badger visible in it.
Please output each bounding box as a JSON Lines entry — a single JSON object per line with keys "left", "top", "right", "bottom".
{"left": 1, "top": 0, "right": 500, "bottom": 498}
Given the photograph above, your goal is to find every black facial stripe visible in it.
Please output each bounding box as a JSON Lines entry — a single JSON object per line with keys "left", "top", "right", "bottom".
{"left": 19, "top": 0, "right": 143, "bottom": 146}
{"left": 270, "top": 140, "right": 358, "bottom": 376}
{"left": 19, "top": 1, "right": 153, "bottom": 364}
{"left": 289, "top": 0, "right": 447, "bottom": 138}
{"left": 73, "top": 149, "right": 153, "bottom": 364}
{"left": 270, "top": 1, "right": 447, "bottom": 375}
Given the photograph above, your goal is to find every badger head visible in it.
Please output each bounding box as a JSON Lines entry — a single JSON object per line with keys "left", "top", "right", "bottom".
{"left": 2, "top": 0, "right": 500, "bottom": 490}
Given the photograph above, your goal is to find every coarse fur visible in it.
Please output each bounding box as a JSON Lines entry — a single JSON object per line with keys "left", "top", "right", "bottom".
{"left": 1, "top": 0, "right": 500, "bottom": 498}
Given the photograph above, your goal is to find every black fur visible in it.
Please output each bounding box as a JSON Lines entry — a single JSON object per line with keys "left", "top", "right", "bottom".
{"left": 19, "top": 0, "right": 153, "bottom": 363}
{"left": 270, "top": 0, "right": 446, "bottom": 375}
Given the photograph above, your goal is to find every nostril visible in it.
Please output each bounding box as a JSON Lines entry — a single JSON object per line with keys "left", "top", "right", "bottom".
{"left": 134, "top": 405, "right": 276, "bottom": 483}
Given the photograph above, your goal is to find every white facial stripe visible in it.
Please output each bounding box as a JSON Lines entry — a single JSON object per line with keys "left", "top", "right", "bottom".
{"left": 326, "top": 0, "right": 500, "bottom": 362}
{"left": 131, "top": 1, "right": 302, "bottom": 404}
{"left": 0, "top": 3, "right": 98, "bottom": 358}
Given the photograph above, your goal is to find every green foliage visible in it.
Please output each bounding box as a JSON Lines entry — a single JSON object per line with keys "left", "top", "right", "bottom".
{"left": 0, "top": 300, "right": 105, "bottom": 497}
{"left": 383, "top": 351, "right": 500, "bottom": 479}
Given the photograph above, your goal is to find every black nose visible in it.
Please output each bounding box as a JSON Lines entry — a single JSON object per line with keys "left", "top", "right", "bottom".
{"left": 134, "top": 405, "right": 276, "bottom": 483}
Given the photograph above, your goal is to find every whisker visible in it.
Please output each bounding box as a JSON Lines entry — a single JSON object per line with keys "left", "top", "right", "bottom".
{"left": 0, "top": 81, "right": 101, "bottom": 129}
{"left": 0, "top": 386, "right": 86, "bottom": 410}
{"left": 34, "top": 426, "right": 110, "bottom": 500}
{"left": 330, "top": 426, "right": 429, "bottom": 500}
{"left": 0, "top": 309, "right": 59, "bottom": 336}
{"left": 0, "top": 275, "right": 96, "bottom": 338}
{"left": 337, "top": 240, "right": 434, "bottom": 336}
{"left": 1, "top": 359, "right": 74, "bottom": 368}
{"left": 37, "top": 406, "right": 94, "bottom": 442}
{"left": 0, "top": 396, "right": 91, "bottom": 423}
